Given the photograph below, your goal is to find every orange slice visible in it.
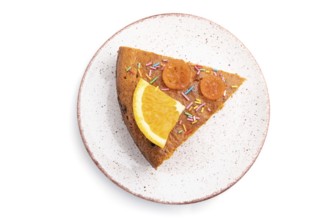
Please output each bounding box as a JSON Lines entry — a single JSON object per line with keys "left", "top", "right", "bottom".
{"left": 133, "top": 79, "right": 185, "bottom": 148}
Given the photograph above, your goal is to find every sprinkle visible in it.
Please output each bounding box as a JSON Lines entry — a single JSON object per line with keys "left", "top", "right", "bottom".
{"left": 184, "top": 111, "right": 192, "bottom": 117}
{"left": 150, "top": 76, "right": 159, "bottom": 84}
{"left": 197, "top": 70, "right": 200, "bottom": 75}
{"left": 182, "top": 124, "right": 187, "bottom": 132}
{"left": 195, "top": 98, "right": 202, "bottom": 104}
{"left": 231, "top": 85, "right": 238, "bottom": 88}
{"left": 218, "top": 72, "right": 225, "bottom": 82}
{"left": 178, "top": 130, "right": 183, "bottom": 134}
{"left": 125, "top": 66, "right": 131, "bottom": 72}
{"left": 189, "top": 106, "right": 193, "bottom": 111}
{"left": 186, "top": 102, "right": 193, "bottom": 109}
{"left": 150, "top": 66, "right": 157, "bottom": 70}
{"left": 192, "top": 120, "right": 198, "bottom": 125}
{"left": 193, "top": 105, "right": 199, "bottom": 110}
{"left": 205, "top": 70, "right": 210, "bottom": 73}
{"left": 223, "top": 90, "right": 227, "bottom": 97}
{"left": 201, "top": 107, "right": 204, "bottom": 113}
{"left": 137, "top": 69, "right": 142, "bottom": 77}
{"left": 207, "top": 107, "right": 211, "bottom": 112}
{"left": 152, "top": 62, "right": 160, "bottom": 67}
{"left": 193, "top": 115, "right": 196, "bottom": 121}
{"left": 148, "top": 69, "right": 152, "bottom": 77}
{"left": 145, "top": 74, "right": 151, "bottom": 80}
{"left": 213, "top": 72, "right": 217, "bottom": 76}
{"left": 160, "top": 87, "right": 169, "bottom": 91}
{"left": 137, "top": 62, "right": 141, "bottom": 69}
{"left": 162, "top": 59, "right": 168, "bottom": 62}
{"left": 195, "top": 103, "right": 206, "bottom": 112}
{"left": 194, "top": 65, "right": 200, "bottom": 71}
{"left": 181, "top": 92, "right": 190, "bottom": 101}
{"left": 179, "top": 120, "right": 182, "bottom": 125}
{"left": 184, "top": 86, "right": 194, "bottom": 95}
{"left": 187, "top": 118, "right": 194, "bottom": 122}
{"left": 200, "top": 68, "right": 206, "bottom": 72}
{"left": 195, "top": 116, "right": 200, "bottom": 120}
{"left": 146, "top": 61, "right": 152, "bottom": 67}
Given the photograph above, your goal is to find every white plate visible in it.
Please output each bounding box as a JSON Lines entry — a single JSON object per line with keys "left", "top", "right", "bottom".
{"left": 77, "top": 13, "right": 270, "bottom": 204}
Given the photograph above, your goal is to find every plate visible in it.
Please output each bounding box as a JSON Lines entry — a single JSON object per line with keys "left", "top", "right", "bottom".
{"left": 77, "top": 13, "right": 270, "bottom": 204}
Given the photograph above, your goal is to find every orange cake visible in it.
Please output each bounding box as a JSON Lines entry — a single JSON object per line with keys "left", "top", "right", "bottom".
{"left": 116, "top": 46, "right": 245, "bottom": 168}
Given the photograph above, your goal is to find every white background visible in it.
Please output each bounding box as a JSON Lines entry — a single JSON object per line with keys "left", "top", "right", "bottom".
{"left": 1, "top": 0, "right": 329, "bottom": 219}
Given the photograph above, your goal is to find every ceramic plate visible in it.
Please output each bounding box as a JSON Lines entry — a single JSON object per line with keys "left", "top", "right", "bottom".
{"left": 77, "top": 13, "right": 270, "bottom": 204}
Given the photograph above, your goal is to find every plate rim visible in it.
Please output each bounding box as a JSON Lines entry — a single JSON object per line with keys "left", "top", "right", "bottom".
{"left": 77, "top": 12, "right": 270, "bottom": 204}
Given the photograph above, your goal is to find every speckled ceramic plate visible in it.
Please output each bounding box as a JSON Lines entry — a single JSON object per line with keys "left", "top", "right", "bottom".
{"left": 77, "top": 13, "right": 270, "bottom": 204}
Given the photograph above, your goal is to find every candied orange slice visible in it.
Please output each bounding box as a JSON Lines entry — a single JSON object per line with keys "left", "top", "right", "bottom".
{"left": 162, "top": 59, "right": 191, "bottom": 90}
{"left": 200, "top": 75, "right": 225, "bottom": 100}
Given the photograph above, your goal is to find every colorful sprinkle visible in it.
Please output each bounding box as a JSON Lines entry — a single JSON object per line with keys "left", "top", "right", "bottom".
{"left": 231, "top": 85, "right": 238, "bottom": 88}
{"left": 160, "top": 87, "right": 169, "bottom": 91}
{"left": 146, "top": 61, "right": 152, "bottom": 67}
{"left": 178, "top": 130, "right": 183, "bottom": 134}
{"left": 195, "top": 103, "right": 206, "bottom": 112}
{"left": 195, "top": 98, "right": 202, "bottom": 104}
{"left": 194, "top": 65, "right": 200, "bottom": 71}
{"left": 137, "top": 62, "right": 141, "bottom": 69}
{"left": 182, "top": 124, "right": 187, "bottom": 132}
{"left": 150, "top": 76, "right": 159, "bottom": 84}
{"left": 137, "top": 69, "right": 142, "bottom": 77}
{"left": 145, "top": 74, "right": 151, "bottom": 80}
{"left": 223, "top": 90, "right": 227, "bottom": 97}
{"left": 179, "top": 120, "right": 182, "bottom": 125}
{"left": 201, "top": 107, "right": 204, "bottom": 113}
{"left": 186, "top": 102, "right": 193, "bottom": 109}
{"left": 162, "top": 59, "right": 168, "bottom": 62}
{"left": 197, "top": 70, "right": 200, "bottom": 75}
{"left": 205, "top": 70, "right": 210, "bottom": 73}
{"left": 207, "top": 107, "right": 211, "bottom": 112}
{"left": 192, "top": 120, "right": 198, "bottom": 125}
{"left": 184, "top": 111, "right": 192, "bottom": 117}
{"left": 200, "top": 68, "right": 206, "bottom": 72}
{"left": 148, "top": 69, "right": 152, "bottom": 77}
{"left": 189, "top": 106, "right": 193, "bottom": 111}
{"left": 152, "top": 62, "right": 160, "bottom": 67}
{"left": 150, "top": 66, "right": 157, "bottom": 70}
{"left": 125, "top": 66, "right": 131, "bottom": 72}
{"left": 187, "top": 118, "right": 194, "bottom": 122}
{"left": 181, "top": 92, "right": 190, "bottom": 101}
{"left": 184, "top": 86, "right": 194, "bottom": 95}
{"left": 193, "top": 105, "right": 199, "bottom": 110}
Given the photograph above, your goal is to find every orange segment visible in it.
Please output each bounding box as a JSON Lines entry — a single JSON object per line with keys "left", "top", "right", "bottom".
{"left": 162, "top": 59, "right": 191, "bottom": 90}
{"left": 133, "top": 79, "right": 185, "bottom": 148}
{"left": 200, "top": 75, "right": 225, "bottom": 100}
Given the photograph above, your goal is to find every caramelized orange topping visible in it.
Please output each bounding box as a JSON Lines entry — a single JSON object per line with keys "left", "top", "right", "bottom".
{"left": 200, "top": 75, "right": 225, "bottom": 100}
{"left": 162, "top": 59, "right": 191, "bottom": 90}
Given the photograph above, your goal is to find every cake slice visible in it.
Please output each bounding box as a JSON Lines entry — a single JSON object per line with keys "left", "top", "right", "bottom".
{"left": 116, "top": 46, "right": 245, "bottom": 168}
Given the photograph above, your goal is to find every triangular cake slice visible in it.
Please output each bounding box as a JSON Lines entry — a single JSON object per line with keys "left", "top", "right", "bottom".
{"left": 116, "top": 46, "right": 245, "bottom": 168}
